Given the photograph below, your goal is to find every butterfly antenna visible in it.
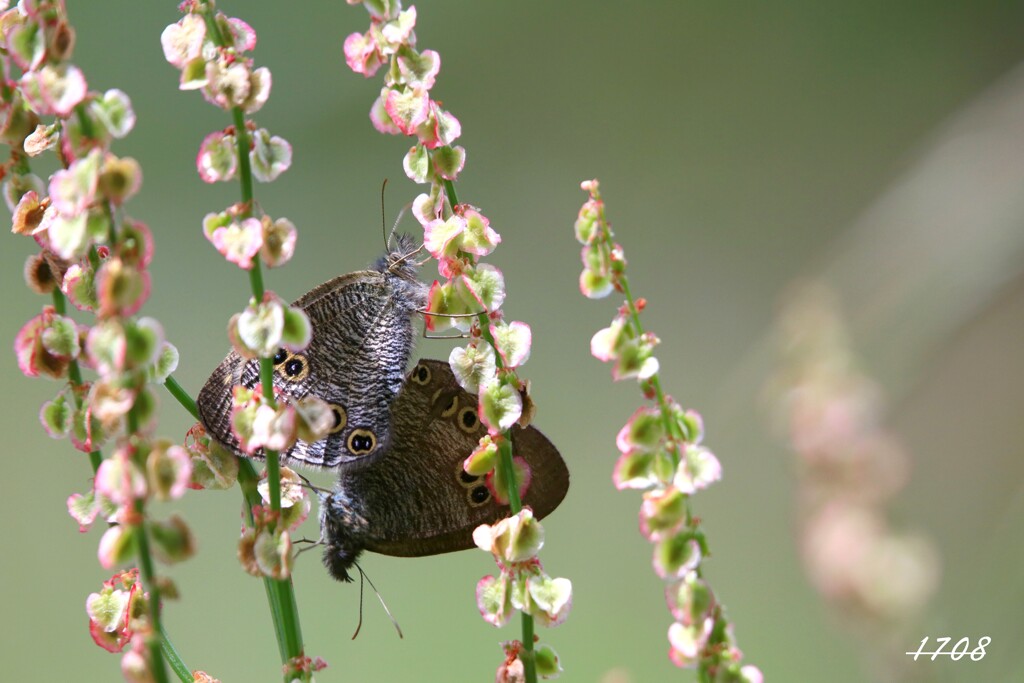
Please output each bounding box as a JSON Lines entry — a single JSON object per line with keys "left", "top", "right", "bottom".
{"left": 351, "top": 564, "right": 366, "bottom": 639}
{"left": 389, "top": 202, "right": 412, "bottom": 250}
{"left": 284, "top": 468, "right": 333, "bottom": 496}
{"left": 380, "top": 178, "right": 390, "bottom": 252}
{"left": 352, "top": 562, "right": 404, "bottom": 639}
{"left": 293, "top": 477, "right": 331, "bottom": 497}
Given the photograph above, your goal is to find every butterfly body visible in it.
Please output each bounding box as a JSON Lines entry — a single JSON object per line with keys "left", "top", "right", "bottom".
{"left": 320, "top": 359, "right": 569, "bottom": 582}
{"left": 197, "top": 238, "right": 427, "bottom": 470}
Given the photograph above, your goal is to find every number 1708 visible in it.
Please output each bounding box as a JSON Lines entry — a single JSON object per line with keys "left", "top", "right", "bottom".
{"left": 905, "top": 636, "right": 990, "bottom": 661}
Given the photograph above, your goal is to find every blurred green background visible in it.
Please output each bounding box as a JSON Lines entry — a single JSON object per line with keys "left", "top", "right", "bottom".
{"left": 3, "top": 1, "right": 1024, "bottom": 681}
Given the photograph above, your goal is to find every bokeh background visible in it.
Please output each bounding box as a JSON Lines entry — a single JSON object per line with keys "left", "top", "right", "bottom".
{"left": 3, "top": 1, "right": 1023, "bottom": 681}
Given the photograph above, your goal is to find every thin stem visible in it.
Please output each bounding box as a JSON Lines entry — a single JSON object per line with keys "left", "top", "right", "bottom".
{"left": 618, "top": 275, "right": 681, "bottom": 460}
{"left": 605, "top": 241, "right": 698, "bottom": 550}
{"left": 232, "top": 106, "right": 256, "bottom": 214}
{"left": 128, "top": 410, "right": 170, "bottom": 683}
{"left": 74, "top": 102, "right": 96, "bottom": 140}
{"left": 51, "top": 288, "right": 103, "bottom": 473}
{"left": 196, "top": 6, "right": 310, "bottom": 676}
{"left": 592, "top": 189, "right": 685, "bottom": 464}
{"left": 497, "top": 440, "right": 523, "bottom": 510}
{"left": 442, "top": 176, "right": 459, "bottom": 209}
{"left": 274, "top": 577, "right": 304, "bottom": 658}
{"left": 159, "top": 625, "right": 193, "bottom": 683}
{"left": 238, "top": 458, "right": 288, "bottom": 662}
{"left": 478, "top": 313, "right": 537, "bottom": 682}
{"left": 163, "top": 375, "right": 199, "bottom": 421}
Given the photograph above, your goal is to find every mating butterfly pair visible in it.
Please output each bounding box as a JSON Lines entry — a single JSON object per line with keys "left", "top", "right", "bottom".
{"left": 197, "top": 240, "right": 568, "bottom": 582}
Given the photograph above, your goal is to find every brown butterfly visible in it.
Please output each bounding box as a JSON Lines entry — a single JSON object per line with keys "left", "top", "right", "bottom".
{"left": 197, "top": 237, "right": 427, "bottom": 470}
{"left": 319, "top": 359, "right": 569, "bottom": 582}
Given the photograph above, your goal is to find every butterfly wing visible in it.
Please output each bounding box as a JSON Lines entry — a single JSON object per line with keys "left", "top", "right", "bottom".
{"left": 337, "top": 359, "right": 569, "bottom": 557}
{"left": 197, "top": 261, "right": 426, "bottom": 470}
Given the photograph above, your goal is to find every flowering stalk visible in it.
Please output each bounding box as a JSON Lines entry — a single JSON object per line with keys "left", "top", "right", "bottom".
{"left": 160, "top": 1, "right": 325, "bottom": 680}
{"left": 770, "top": 284, "right": 939, "bottom": 679}
{"left": 575, "top": 180, "right": 761, "bottom": 682}
{"left": 3, "top": 2, "right": 200, "bottom": 681}
{"left": 344, "top": 2, "right": 570, "bottom": 680}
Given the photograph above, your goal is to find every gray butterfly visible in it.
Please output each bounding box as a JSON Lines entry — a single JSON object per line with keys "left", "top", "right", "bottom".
{"left": 319, "top": 359, "right": 570, "bottom": 582}
{"left": 197, "top": 236, "right": 427, "bottom": 469}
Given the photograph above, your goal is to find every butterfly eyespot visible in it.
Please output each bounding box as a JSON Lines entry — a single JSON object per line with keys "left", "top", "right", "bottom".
{"left": 410, "top": 363, "right": 431, "bottom": 385}
{"left": 457, "top": 406, "right": 479, "bottom": 433}
{"left": 440, "top": 394, "right": 458, "bottom": 418}
{"left": 457, "top": 466, "right": 480, "bottom": 487}
{"left": 468, "top": 485, "right": 491, "bottom": 506}
{"left": 347, "top": 429, "right": 377, "bottom": 455}
{"left": 272, "top": 348, "right": 289, "bottom": 365}
{"left": 280, "top": 354, "right": 309, "bottom": 381}
{"left": 328, "top": 404, "right": 347, "bottom": 434}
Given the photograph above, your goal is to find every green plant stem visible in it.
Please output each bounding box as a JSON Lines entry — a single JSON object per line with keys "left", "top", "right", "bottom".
{"left": 74, "top": 102, "right": 96, "bottom": 139}
{"left": 199, "top": 7, "right": 306, "bottom": 671}
{"left": 618, "top": 275, "right": 682, "bottom": 456}
{"left": 442, "top": 176, "right": 459, "bottom": 208}
{"left": 50, "top": 288, "right": 103, "bottom": 473}
{"left": 479, "top": 314, "right": 537, "bottom": 682}
{"left": 125, "top": 408, "right": 170, "bottom": 683}
{"left": 161, "top": 335, "right": 303, "bottom": 679}
{"left": 590, "top": 192, "right": 703, "bottom": 579}
{"left": 159, "top": 625, "right": 192, "bottom": 683}
{"left": 591, "top": 189, "right": 685, "bottom": 463}
{"left": 166, "top": 371, "right": 299, "bottom": 667}
{"left": 232, "top": 106, "right": 255, "bottom": 210}
{"left": 163, "top": 376, "right": 199, "bottom": 420}
{"left": 237, "top": 460, "right": 289, "bottom": 663}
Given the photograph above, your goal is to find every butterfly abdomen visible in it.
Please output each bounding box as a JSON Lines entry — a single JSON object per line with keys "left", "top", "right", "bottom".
{"left": 320, "top": 488, "right": 371, "bottom": 583}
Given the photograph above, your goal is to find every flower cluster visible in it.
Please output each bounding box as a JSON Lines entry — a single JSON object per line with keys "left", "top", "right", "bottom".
{"left": 495, "top": 639, "right": 562, "bottom": 683}
{"left": 86, "top": 568, "right": 144, "bottom": 653}
{"left": 474, "top": 511, "right": 569, "bottom": 678}
{"left": 771, "top": 286, "right": 939, "bottom": 642}
{"left": 161, "top": 12, "right": 314, "bottom": 441}
{"left": 474, "top": 510, "right": 572, "bottom": 635}
{"left": 163, "top": 3, "right": 318, "bottom": 678}
{"left": 575, "top": 180, "right": 761, "bottom": 681}
{"left": 183, "top": 422, "right": 239, "bottom": 491}
{"left": 238, "top": 467, "right": 311, "bottom": 580}
{"left": 4, "top": 3, "right": 192, "bottom": 680}
{"left": 161, "top": 6, "right": 290, "bottom": 185}
{"left": 162, "top": 2, "right": 312, "bottom": 453}
{"left": 345, "top": 2, "right": 569, "bottom": 678}
{"left": 162, "top": 4, "right": 296, "bottom": 270}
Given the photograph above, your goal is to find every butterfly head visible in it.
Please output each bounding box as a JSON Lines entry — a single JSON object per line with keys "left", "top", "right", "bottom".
{"left": 376, "top": 233, "right": 424, "bottom": 284}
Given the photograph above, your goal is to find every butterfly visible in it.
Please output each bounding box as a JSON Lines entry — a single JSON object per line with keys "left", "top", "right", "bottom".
{"left": 319, "top": 359, "right": 569, "bottom": 582}
{"left": 197, "top": 236, "right": 427, "bottom": 470}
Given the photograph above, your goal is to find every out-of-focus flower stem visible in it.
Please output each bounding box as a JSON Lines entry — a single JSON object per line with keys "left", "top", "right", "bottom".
{"left": 159, "top": 624, "right": 193, "bottom": 683}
